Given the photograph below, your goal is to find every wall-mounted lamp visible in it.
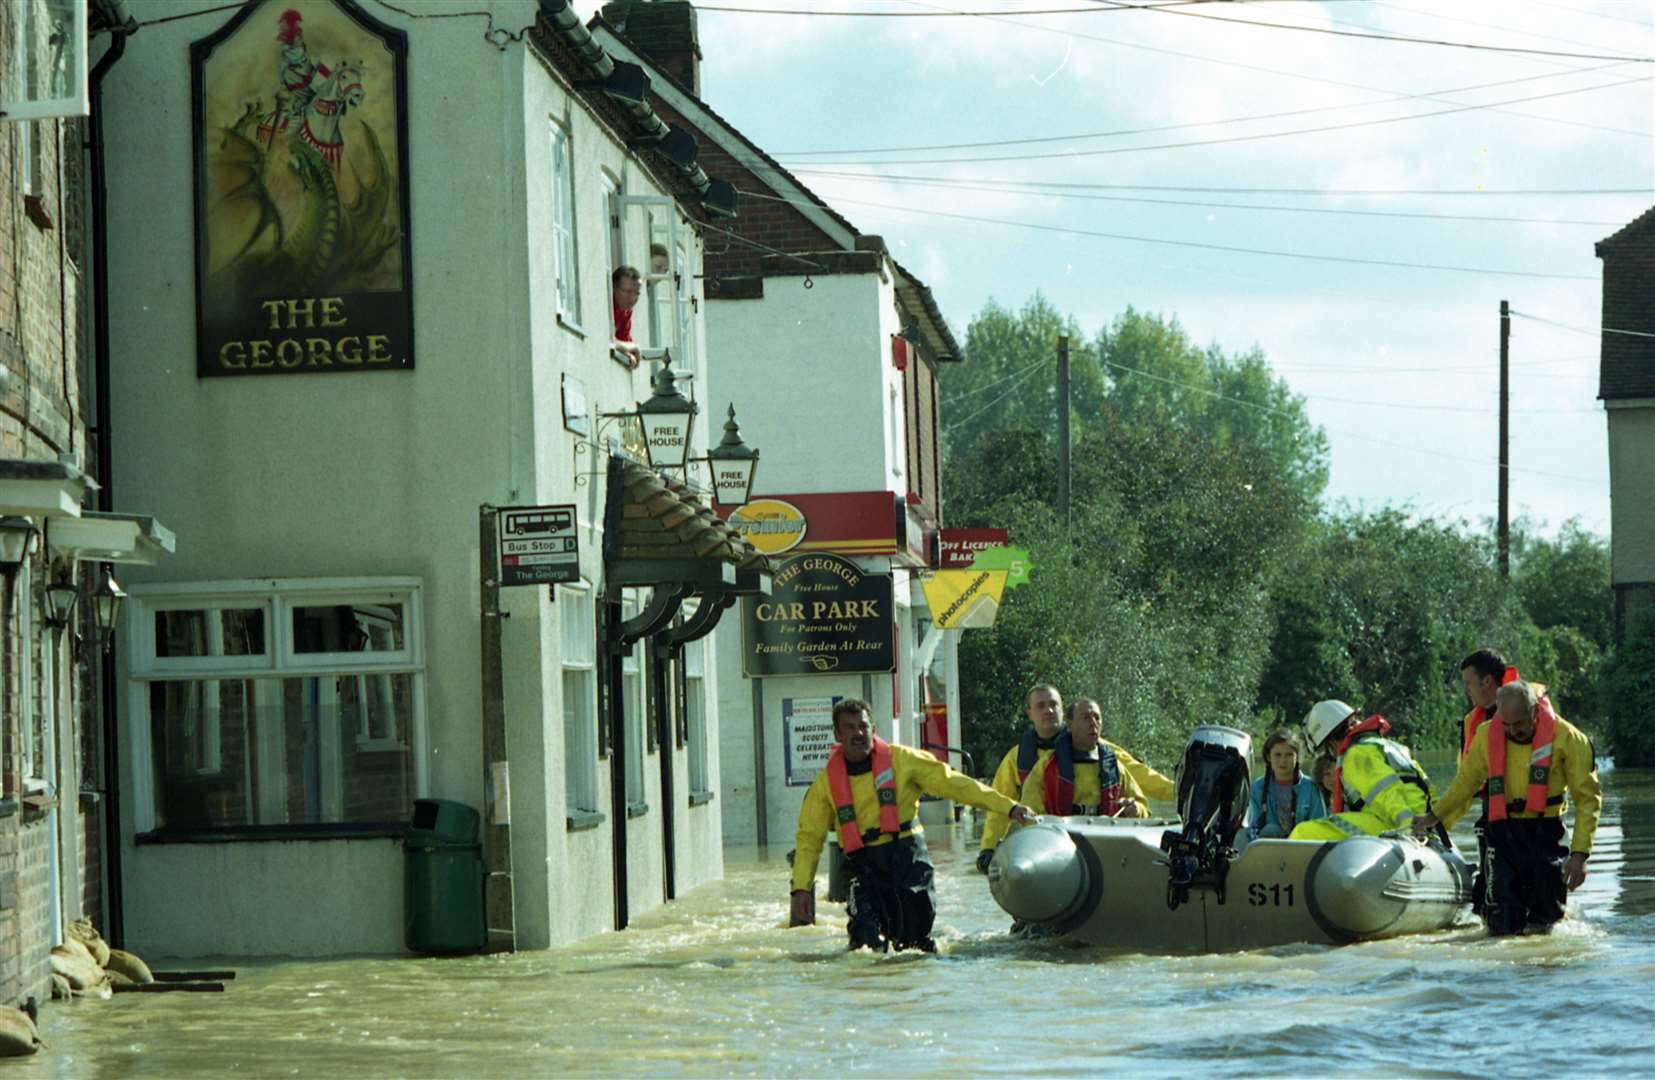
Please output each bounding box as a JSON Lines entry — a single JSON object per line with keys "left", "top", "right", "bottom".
{"left": 635, "top": 359, "right": 698, "bottom": 470}
{"left": 0, "top": 516, "right": 39, "bottom": 575}
{"left": 704, "top": 403, "right": 760, "bottom": 507}
{"left": 655, "top": 125, "right": 698, "bottom": 169}
{"left": 43, "top": 572, "right": 79, "bottom": 634}
{"left": 91, "top": 567, "right": 124, "bottom": 650}
{"left": 700, "top": 179, "right": 738, "bottom": 220}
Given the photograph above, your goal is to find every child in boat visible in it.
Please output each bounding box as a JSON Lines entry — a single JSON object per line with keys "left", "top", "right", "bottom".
{"left": 1247, "top": 729, "right": 1327, "bottom": 840}
{"left": 1312, "top": 752, "right": 1337, "bottom": 802}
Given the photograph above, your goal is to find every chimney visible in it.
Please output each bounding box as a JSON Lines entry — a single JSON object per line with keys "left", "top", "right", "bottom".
{"left": 600, "top": 0, "right": 702, "bottom": 96}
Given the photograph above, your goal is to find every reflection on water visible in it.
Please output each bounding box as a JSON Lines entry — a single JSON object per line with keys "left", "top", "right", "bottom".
{"left": 29, "top": 769, "right": 1655, "bottom": 1078}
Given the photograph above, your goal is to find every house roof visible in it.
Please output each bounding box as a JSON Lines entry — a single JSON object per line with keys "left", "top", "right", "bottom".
{"left": 609, "top": 459, "right": 770, "bottom": 574}
{"left": 590, "top": 14, "right": 962, "bottom": 363}
{"left": 1596, "top": 204, "right": 1655, "bottom": 401}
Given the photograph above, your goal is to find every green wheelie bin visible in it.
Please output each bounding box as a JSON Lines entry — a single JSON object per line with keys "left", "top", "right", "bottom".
{"left": 404, "top": 798, "right": 486, "bottom": 954}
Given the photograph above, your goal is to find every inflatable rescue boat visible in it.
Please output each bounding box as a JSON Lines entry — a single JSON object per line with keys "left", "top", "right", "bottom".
{"left": 987, "top": 725, "right": 1473, "bottom": 952}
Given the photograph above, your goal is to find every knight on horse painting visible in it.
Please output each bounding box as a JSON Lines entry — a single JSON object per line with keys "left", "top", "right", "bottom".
{"left": 256, "top": 7, "right": 365, "bottom": 173}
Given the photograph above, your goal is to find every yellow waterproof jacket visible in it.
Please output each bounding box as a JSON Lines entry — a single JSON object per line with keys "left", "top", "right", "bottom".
{"left": 1020, "top": 748, "right": 1149, "bottom": 818}
{"left": 794, "top": 742, "right": 1017, "bottom": 893}
{"left": 1108, "top": 741, "right": 1176, "bottom": 803}
{"left": 1436, "top": 714, "right": 1601, "bottom": 855}
{"left": 1337, "top": 735, "right": 1434, "bottom": 831}
{"left": 980, "top": 742, "right": 1054, "bottom": 852}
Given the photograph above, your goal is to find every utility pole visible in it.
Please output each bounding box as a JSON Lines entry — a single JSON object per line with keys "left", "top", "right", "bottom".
{"left": 1057, "top": 333, "right": 1071, "bottom": 529}
{"left": 1498, "top": 300, "right": 1510, "bottom": 578}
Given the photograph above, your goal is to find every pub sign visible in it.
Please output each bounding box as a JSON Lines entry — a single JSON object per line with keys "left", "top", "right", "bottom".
{"left": 742, "top": 553, "right": 895, "bottom": 677}
{"left": 191, "top": 0, "right": 414, "bottom": 377}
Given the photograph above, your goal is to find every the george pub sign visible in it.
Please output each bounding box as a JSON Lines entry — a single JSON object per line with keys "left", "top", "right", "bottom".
{"left": 742, "top": 553, "right": 895, "bottom": 677}
{"left": 191, "top": 0, "right": 414, "bottom": 377}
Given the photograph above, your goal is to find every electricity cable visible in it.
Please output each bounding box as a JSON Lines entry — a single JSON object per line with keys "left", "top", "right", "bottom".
{"left": 1510, "top": 310, "right": 1655, "bottom": 338}
{"left": 735, "top": 187, "right": 1599, "bottom": 280}
{"left": 787, "top": 173, "right": 1653, "bottom": 197}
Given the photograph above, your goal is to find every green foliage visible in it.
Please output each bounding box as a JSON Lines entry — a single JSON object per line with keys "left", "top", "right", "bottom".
{"left": 1599, "top": 608, "right": 1655, "bottom": 766}
{"left": 943, "top": 296, "right": 1615, "bottom": 778}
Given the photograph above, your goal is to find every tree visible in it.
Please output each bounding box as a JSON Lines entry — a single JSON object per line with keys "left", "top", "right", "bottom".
{"left": 1597, "top": 607, "right": 1655, "bottom": 766}
{"left": 1511, "top": 518, "right": 1613, "bottom": 651}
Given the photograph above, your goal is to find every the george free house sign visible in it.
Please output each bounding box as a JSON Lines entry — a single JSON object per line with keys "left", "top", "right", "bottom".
{"left": 742, "top": 553, "right": 894, "bottom": 677}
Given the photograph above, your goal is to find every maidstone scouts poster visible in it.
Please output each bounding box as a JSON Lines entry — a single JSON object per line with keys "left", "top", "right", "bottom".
{"left": 191, "top": 0, "right": 413, "bottom": 377}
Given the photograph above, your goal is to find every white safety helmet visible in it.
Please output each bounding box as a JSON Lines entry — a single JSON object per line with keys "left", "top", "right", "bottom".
{"left": 1303, "top": 699, "right": 1358, "bottom": 751}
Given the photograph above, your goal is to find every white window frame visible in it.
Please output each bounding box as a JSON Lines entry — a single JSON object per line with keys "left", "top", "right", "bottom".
{"left": 18, "top": 560, "right": 37, "bottom": 787}
{"left": 621, "top": 591, "right": 647, "bottom": 813}
{"left": 549, "top": 117, "right": 582, "bottom": 330}
{"left": 124, "top": 578, "right": 426, "bottom": 834}
{"left": 617, "top": 194, "right": 682, "bottom": 368}
{"left": 0, "top": 0, "right": 89, "bottom": 122}
{"left": 559, "top": 582, "right": 601, "bottom": 821}
{"left": 684, "top": 636, "right": 710, "bottom": 798}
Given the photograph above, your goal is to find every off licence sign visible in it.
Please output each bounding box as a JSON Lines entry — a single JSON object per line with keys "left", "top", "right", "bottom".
{"left": 498, "top": 504, "right": 580, "bottom": 586}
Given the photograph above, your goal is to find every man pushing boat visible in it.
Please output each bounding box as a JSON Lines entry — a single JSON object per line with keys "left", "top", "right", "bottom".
{"left": 789, "top": 699, "right": 1031, "bottom": 952}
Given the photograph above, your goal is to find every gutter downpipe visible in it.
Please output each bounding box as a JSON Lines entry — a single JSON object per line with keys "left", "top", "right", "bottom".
{"left": 89, "top": 1, "right": 133, "bottom": 949}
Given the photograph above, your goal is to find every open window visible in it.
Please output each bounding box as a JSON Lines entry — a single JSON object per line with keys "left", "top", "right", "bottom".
{"left": 1, "top": 0, "right": 89, "bottom": 122}
{"left": 617, "top": 195, "right": 687, "bottom": 372}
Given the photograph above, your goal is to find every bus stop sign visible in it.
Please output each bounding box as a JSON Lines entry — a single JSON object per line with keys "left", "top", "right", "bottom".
{"left": 497, "top": 504, "right": 580, "bottom": 586}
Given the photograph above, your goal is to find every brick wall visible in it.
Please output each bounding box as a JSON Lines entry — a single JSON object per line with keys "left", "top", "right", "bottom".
{"left": 1, "top": 1, "right": 97, "bottom": 1008}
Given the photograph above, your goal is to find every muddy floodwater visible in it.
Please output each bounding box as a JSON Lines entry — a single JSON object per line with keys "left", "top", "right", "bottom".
{"left": 27, "top": 765, "right": 1655, "bottom": 1078}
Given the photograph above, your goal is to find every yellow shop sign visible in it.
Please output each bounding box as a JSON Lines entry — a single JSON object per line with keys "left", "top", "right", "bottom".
{"left": 920, "top": 569, "right": 1010, "bottom": 629}
{"left": 727, "top": 498, "right": 807, "bottom": 555}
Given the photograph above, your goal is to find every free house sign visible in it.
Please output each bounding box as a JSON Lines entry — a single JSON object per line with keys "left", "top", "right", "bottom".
{"left": 742, "top": 553, "right": 895, "bottom": 677}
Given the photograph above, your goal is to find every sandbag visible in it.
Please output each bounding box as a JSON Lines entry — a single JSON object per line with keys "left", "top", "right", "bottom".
{"left": 0, "top": 1008, "right": 40, "bottom": 1057}
{"left": 50, "top": 944, "right": 104, "bottom": 991}
{"left": 68, "top": 919, "right": 111, "bottom": 967}
{"left": 50, "top": 973, "right": 71, "bottom": 1001}
{"left": 104, "top": 948, "right": 154, "bottom": 985}
{"left": 57, "top": 936, "right": 95, "bottom": 965}
{"left": 106, "top": 968, "right": 135, "bottom": 989}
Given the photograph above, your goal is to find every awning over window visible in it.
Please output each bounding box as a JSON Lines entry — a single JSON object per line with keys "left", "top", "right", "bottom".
{"left": 48, "top": 510, "right": 177, "bottom": 565}
{"left": 0, "top": 458, "right": 94, "bottom": 519}
{"left": 604, "top": 457, "right": 770, "bottom": 646}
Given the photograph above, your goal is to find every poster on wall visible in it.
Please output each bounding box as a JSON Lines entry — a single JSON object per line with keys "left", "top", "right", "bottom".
{"left": 783, "top": 696, "right": 841, "bottom": 787}
{"left": 191, "top": 0, "right": 414, "bottom": 377}
{"left": 742, "top": 553, "right": 896, "bottom": 677}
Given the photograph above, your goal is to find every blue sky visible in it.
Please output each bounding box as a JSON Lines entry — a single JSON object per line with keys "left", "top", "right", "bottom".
{"left": 621, "top": 0, "right": 1655, "bottom": 535}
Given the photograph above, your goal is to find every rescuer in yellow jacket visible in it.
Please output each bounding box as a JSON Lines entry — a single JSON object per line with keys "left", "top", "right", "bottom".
{"left": 978, "top": 693, "right": 1173, "bottom": 871}
{"left": 1289, "top": 699, "right": 1435, "bottom": 841}
{"left": 1020, "top": 704, "right": 1150, "bottom": 818}
{"left": 1415, "top": 679, "right": 1600, "bottom": 936}
{"left": 790, "top": 698, "right": 1030, "bottom": 952}
{"left": 977, "top": 684, "right": 1064, "bottom": 870}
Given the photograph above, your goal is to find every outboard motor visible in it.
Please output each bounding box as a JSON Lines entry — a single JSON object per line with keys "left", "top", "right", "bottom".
{"left": 1159, "top": 725, "right": 1252, "bottom": 910}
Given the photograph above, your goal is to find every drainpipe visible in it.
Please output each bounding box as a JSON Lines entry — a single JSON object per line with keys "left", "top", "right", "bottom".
{"left": 88, "top": 0, "right": 133, "bottom": 948}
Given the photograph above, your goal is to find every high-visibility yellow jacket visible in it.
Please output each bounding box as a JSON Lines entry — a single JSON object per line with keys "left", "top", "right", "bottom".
{"left": 1108, "top": 740, "right": 1176, "bottom": 802}
{"left": 1436, "top": 714, "right": 1601, "bottom": 855}
{"left": 980, "top": 742, "right": 1054, "bottom": 852}
{"left": 1336, "top": 734, "right": 1435, "bottom": 831}
{"left": 793, "top": 742, "right": 1017, "bottom": 893}
{"left": 1020, "top": 747, "right": 1150, "bottom": 818}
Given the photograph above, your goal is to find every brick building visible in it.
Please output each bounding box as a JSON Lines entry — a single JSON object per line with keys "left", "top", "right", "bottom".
{"left": 1595, "top": 206, "right": 1655, "bottom": 637}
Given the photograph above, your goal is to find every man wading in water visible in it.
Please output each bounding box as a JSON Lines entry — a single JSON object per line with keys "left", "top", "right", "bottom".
{"left": 789, "top": 699, "right": 1031, "bottom": 952}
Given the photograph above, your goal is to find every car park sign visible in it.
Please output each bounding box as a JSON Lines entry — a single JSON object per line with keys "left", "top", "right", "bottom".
{"left": 497, "top": 504, "right": 580, "bottom": 586}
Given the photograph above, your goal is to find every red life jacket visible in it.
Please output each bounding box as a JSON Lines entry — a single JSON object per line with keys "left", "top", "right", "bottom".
{"left": 1330, "top": 714, "right": 1391, "bottom": 814}
{"left": 825, "top": 738, "right": 901, "bottom": 853}
{"left": 1463, "top": 665, "right": 1522, "bottom": 757}
{"left": 1040, "top": 732, "right": 1123, "bottom": 816}
{"left": 1487, "top": 695, "right": 1557, "bottom": 823}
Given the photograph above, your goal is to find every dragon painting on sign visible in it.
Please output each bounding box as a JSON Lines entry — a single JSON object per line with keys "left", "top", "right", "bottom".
{"left": 200, "top": 4, "right": 403, "bottom": 307}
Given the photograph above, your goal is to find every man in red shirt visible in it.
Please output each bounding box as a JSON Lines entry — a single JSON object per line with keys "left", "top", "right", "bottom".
{"left": 611, "top": 265, "right": 642, "bottom": 368}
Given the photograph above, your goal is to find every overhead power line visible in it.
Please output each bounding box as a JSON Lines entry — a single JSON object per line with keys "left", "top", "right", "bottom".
{"left": 1524, "top": 0, "right": 1655, "bottom": 30}
{"left": 780, "top": 76, "right": 1651, "bottom": 167}
{"left": 1510, "top": 310, "right": 1655, "bottom": 338}
{"left": 775, "top": 63, "right": 1648, "bottom": 157}
{"left": 787, "top": 171, "right": 1624, "bottom": 227}
{"left": 1099, "top": 358, "right": 1603, "bottom": 483}
{"left": 788, "top": 173, "right": 1654, "bottom": 197}
{"left": 1081, "top": 0, "right": 1654, "bottom": 62}
{"left": 698, "top": 0, "right": 1211, "bottom": 15}
{"left": 737, "top": 187, "right": 1599, "bottom": 281}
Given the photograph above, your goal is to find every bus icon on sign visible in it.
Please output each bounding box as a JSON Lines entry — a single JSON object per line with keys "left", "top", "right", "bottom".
{"left": 509, "top": 509, "right": 574, "bottom": 536}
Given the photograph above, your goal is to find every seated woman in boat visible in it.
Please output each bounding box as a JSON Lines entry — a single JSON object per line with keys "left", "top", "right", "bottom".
{"left": 1246, "top": 729, "right": 1326, "bottom": 840}
{"left": 1290, "top": 699, "right": 1435, "bottom": 842}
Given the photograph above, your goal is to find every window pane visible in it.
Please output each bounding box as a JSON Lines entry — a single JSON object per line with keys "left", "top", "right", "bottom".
{"left": 563, "top": 669, "right": 597, "bottom": 813}
{"left": 291, "top": 603, "right": 406, "bottom": 654}
{"left": 559, "top": 588, "right": 595, "bottom": 666}
{"left": 154, "top": 608, "right": 266, "bottom": 658}
{"left": 148, "top": 675, "right": 415, "bottom": 829}
{"left": 686, "top": 675, "right": 708, "bottom": 793}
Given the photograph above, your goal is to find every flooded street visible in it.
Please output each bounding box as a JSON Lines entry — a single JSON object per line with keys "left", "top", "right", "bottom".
{"left": 27, "top": 765, "right": 1655, "bottom": 1078}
